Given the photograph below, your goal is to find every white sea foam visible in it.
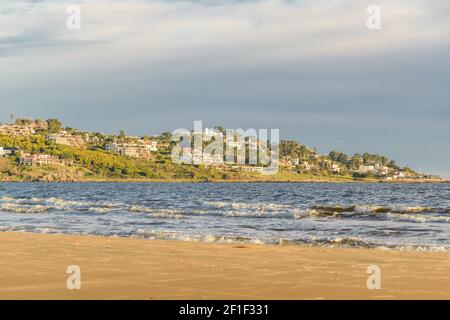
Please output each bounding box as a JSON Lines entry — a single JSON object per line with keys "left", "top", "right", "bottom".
{"left": 385, "top": 213, "right": 450, "bottom": 223}
{"left": 87, "top": 207, "right": 114, "bottom": 213}
{"left": 206, "top": 201, "right": 293, "bottom": 218}
{"left": 131, "top": 230, "right": 450, "bottom": 252}
{"left": 292, "top": 204, "right": 449, "bottom": 223}
{"left": 129, "top": 206, "right": 185, "bottom": 219}
{"left": 135, "top": 229, "right": 265, "bottom": 244}
{"left": 191, "top": 209, "right": 208, "bottom": 215}
{"left": 353, "top": 205, "right": 384, "bottom": 213}
{"left": 129, "top": 206, "right": 155, "bottom": 213}
{"left": 222, "top": 210, "right": 287, "bottom": 217}
{"left": 207, "top": 201, "right": 290, "bottom": 211}
{"left": 0, "top": 203, "right": 51, "bottom": 214}
{"left": 0, "top": 196, "right": 125, "bottom": 214}
{"left": 151, "top": 211, "right": 184, "bottom": 219}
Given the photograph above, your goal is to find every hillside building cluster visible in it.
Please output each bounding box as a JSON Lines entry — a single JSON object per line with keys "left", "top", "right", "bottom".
{"left": 0, "top": 119, "right": 437, "bottom": 180}
{"left": 105, "top": 140, "right": 158, "bottom": 159}
{"left": 19, "top": 153, "right": 72, "bottom": 166}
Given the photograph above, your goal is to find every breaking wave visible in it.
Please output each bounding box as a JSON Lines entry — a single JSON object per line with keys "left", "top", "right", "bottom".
{"left": 1, "top": 192, "right": 449, "bottom": 252}
{"left": 206, "top": 201, "right": 294, "bottom": 218}
{"left": 0, "top": 196, "right": 123, "bottom": 214}
{"left": 135, "top": 229, "right": 266, "bottom": 244}
{"left": 0, "top": 196, "right": 184, "bottom": 218}
{"left": 1, "top": 196, "right": 448, "bottom": 224}
{"left": 207, "top": 201, "right": 290, "bottom": 211}
{"left": 129, "top": 206, "right": 185, "bottom": 218}
{"left": 289, "top": 237, "right": 450, "bottom": 252}
{"left": 131, "top": 230, "right": 450, "bottom": 252}
{"left": 292, "top": 204, "right": 450, "bottom": 223}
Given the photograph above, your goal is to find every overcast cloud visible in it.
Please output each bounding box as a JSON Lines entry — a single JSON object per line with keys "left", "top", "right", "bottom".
{"left": 1, "top": 0, "right": 449, "bottom": 176}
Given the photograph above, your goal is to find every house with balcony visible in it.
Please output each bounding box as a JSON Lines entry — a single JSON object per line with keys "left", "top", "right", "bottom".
{"left": 202, "top": 151, "right": 223, "bottom": 166}
{"left": 19, "top": 153, "right": 69, "bottom": 166}
{"left": 240, "top": 166, "right": 264, "bottom": 172}
{"left": 331, "top": 163, "right": 341, "bottom": 173}
{"left": 0, "top": 124, "right": 35, "bottom": 136}
{"left": 137, "top": 139, "right": 158, "bottom": 152}
{"left": 356, "top": 165, "right": 376, "bottom": 174}
{"left": 0, "top": 147, "right": 16, "bottom": 157}
{"left": 47, "top": 132, "right": 86, "bottom": 148}
{"left": 105, "top": 140, "right": 158, "bottom": 159}
{"left": 374, "top": 163, "right": 390, "bottom": 175}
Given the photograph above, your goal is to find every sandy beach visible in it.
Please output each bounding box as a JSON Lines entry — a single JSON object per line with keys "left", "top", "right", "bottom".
{"left": 0, "top": 232, "right": 448, "bottom": 300}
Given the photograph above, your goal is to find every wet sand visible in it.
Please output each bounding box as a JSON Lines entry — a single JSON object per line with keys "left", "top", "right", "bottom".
{"left": 0, "top": 232, "right": 449, "bottom": 299}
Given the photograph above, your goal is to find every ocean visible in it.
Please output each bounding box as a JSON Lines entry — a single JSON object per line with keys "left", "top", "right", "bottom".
{"left": 0, "top": 182, "right": 449, "bottom": 251}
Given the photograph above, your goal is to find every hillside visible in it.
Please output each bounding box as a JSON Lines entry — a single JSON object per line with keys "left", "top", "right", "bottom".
{"left": 0, "top": 119, "right": 440, "bottom": 182}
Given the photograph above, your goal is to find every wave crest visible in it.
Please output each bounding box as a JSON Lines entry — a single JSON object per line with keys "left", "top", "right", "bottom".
{"left": 293, "top": 204, "right": 450, "bottom": 223}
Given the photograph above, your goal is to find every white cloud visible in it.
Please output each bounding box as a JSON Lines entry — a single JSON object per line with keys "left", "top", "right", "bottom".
{"left": 1, "top": 0, "right": 449, "bottom": 79}
{"left": 1, "top": 1, "right": 449, "bottom": 175}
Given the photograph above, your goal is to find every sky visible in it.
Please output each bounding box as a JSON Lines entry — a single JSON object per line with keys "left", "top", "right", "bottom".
{"left": 1, "top": 0, "right": 449, "bottom": 177}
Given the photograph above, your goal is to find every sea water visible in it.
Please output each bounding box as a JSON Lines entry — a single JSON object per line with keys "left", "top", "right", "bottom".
{"left": 0, "top": 182, "right": 449, "bottom": 251}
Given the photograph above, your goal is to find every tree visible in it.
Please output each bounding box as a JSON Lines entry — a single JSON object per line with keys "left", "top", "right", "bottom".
{"left": 15, "top": 118, "right": 32, "bottom": 125}
{"left": 214, "top": 126, "right": 225, "bottom": 134}
{"left": 329, "top": 150, "right": 349, "bottom": 164}
{"left": 47, "top": 119, "right": 62, "bottom": 133}
{"left": 159, "top": 132, "right": 172, "bottom": 142}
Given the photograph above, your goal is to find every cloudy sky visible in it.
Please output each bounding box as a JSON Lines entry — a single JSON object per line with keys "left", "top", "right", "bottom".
{"left": 1, "top": 0, "right": 449, "bottom": 176}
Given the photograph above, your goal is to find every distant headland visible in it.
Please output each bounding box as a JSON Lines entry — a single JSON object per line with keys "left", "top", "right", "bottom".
{"left": 0, "top": 118, "right": 443, "bottom": 183}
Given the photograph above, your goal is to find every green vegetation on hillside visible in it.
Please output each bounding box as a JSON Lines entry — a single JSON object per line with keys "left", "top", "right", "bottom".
{"left": 0, "top": 118, "right": 439, "bottom": 182}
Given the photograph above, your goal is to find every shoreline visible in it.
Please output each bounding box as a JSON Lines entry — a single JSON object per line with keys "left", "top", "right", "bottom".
{"left": 0, "top": 230, "right": 446, "bottom": 252}
{"left": 0, "top": 231, "right": 449, "bottom": 299}
{"left": 1, "top": 178, "right": 448, "bottom": 183}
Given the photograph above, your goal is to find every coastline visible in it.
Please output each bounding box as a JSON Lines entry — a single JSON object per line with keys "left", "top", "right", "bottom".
{"left": 0, "top": 231, "right": 449, "bottom": 299}
{"left": 1, "top": 177, "right": 448, "bottom": 183}
{"left": 1, "top": 163, "right": 446, "bottom": 183}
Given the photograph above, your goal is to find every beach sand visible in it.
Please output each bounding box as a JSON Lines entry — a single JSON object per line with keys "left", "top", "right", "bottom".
{"left": 0, "top": 232, "right": 448, "bottom": 299}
